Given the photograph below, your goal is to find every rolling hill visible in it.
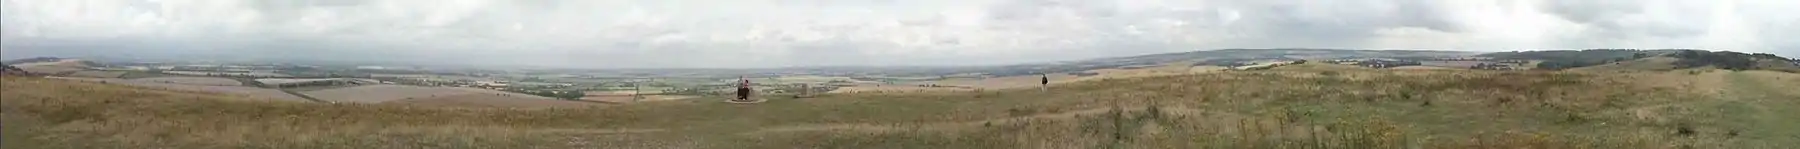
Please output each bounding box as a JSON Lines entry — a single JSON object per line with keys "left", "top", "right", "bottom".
{"left": 1567, "top": 57, "right": 1683, "bottom": 72}
{"left": 1479, "top": 49, "right": 1797, "bottom": 72}
{"left": 0, "top": 57, "right": 65, "bottom": 65}
{"left": 969, "top": 49, "right": 1475, "bottom": 76}
{"left": 6, "top": 59, "right": 100, "bottom": 75}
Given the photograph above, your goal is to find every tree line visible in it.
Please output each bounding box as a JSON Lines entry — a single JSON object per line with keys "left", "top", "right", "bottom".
{"left": 1481, "top": 49, "right": 1792, "bottom": 70}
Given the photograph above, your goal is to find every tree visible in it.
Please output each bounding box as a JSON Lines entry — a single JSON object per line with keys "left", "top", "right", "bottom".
{"left": 557, "top": 90, "right": 585, "bottom": 100}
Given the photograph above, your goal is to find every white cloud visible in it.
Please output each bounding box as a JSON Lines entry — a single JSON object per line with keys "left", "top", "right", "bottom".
{"left": 3, "top": 0, "right": 1797, "bottom": 68}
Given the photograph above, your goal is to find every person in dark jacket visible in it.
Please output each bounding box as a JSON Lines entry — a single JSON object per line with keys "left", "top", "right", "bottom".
{"left": 1040, "top": 74, "right": 1049, "bottom": 92}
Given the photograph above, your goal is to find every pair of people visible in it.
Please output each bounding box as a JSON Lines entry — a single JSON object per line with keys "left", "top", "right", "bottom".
{"left": 735, "top": 76, "right": 752, "bottom": 101}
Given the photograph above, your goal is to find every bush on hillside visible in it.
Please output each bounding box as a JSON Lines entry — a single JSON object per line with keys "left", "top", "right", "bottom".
{"left": 1669, "top": 50, "right": 1791, "bottom": 71}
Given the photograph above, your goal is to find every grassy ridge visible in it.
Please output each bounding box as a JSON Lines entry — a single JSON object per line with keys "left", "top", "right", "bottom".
{"left": 3, "top": 69, "right": 1792, "bottom": 148}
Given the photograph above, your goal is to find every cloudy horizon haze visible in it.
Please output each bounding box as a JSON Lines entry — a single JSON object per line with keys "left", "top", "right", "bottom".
{"left": 4, "top": 0, "right": 1798, "bottom": 68}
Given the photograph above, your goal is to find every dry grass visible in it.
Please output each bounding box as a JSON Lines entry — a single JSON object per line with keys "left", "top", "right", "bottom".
{"left": 3, "top": 68, "right": 1794, "bottom": 148}
{"left": 825, "top": 85, "right": 975, "bottom": 94}
{"left": 930, "top": 73, "right": 1081, "bottom": 89}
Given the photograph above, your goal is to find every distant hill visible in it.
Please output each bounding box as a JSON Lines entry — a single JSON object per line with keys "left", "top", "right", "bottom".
{"left": 1479, "top": 49, "right": 1794, "bottom": 71}
{"left": 974, "top": 49, "right": 1474, "bottom": 76}
{"left": 6, "top": 58, "right": 100, "bottom": 75}
{"left": 1494, "top": 49, "right": 1799, "bottom": 72}
{"left": 1, "top": 57, "right": 63, "bottom": 65}
{"left": 1666, "top": 50, "right": 1800, "bottom": 71}
{"left": 1477, "top": 49, "right": 1688, "bottom": 70}
{"left": 0, "top": 65, "right": 29, "bottom": 75}
{"left": 1567, "top": 57, "right": 1682, "bottom": 72}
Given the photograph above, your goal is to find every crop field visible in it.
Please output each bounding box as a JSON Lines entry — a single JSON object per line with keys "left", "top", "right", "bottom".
{"left": 43, "top": 77, "right": 308, "bottom": 101}
{"left": 299, "top": 85, "right": 489, "bottom": 103}
{"left": 161, "top": 71, "right": 294, "bottom": 77}
{"left": 382, "top": 91, "right": 607, "bottom": 108}
{"left": 5, "top": 68, "right": 1798, "bottom": 148}
{"left": 66, "top": 71, "right": 127, "bottom": 78}
{"left": 10, "top": 59, "right": 94, "bottom": 75}
{"left": 770, "top": 75, "right": 858, "bottom": 84}
{"left": 131, "top": 77, "right": 244, "bottom": 86}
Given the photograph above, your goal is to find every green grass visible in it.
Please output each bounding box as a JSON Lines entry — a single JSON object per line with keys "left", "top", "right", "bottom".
{"left": 3, "top": 69, "right": 1792, "bottom": 148}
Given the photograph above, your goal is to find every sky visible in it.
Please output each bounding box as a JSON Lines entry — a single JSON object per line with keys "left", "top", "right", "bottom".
{"left": 3, "top": 0, "right": 1798, "bottom": 68}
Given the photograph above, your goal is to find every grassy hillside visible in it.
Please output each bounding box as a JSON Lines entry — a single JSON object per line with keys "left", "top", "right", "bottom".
{"left": 5, "top": 68, "right": 1798, "bottom": 148}
{"left": 1483, "top": 49, "right": 1797, "bottom": 72}
{"left": 0, "top": 57, "right": 64, "bottom": 65}
{"left": 1568, "top": 57, "right": 1683, "bottom": 72}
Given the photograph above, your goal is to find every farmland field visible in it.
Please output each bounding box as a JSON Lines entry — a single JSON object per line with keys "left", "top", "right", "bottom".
{"left": 161, "top": 71, "right": 294, "bottom": 77}
{"left": 44, "top": 77, "right": 307, "bottom": 101}
{"left": 299, "top": 85, "right": 486, "bottom": 103}
{"left": 383, "top": 90, "right": 608, "bottom": 108}
{"left": 11, "top": 59, "right": 92, "bottom": 75}
{"left": 132, "top": 77, "right": 244, "bottom": 86}
{"left": 66, "top": 70, "right": 127, "bottom": 78}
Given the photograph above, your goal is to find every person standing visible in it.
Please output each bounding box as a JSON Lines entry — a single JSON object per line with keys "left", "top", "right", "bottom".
{"left": 1040, "top": 73, "right": 1049, "bottom": 92}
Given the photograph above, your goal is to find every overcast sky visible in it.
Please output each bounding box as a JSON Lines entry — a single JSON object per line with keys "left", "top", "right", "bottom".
{"left": 3, "top": 0, "right": 1797, "bottom": 68}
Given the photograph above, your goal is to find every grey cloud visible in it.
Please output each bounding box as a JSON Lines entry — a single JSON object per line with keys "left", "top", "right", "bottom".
{"left": 3, "top": 0, "right": 1798, "bottom": 68}
{"left": 1543, "top": 0, "right": 1644, "bottom": 24}
{"left": 1542, "top": 0, "right": 1705, "bottom": 38}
